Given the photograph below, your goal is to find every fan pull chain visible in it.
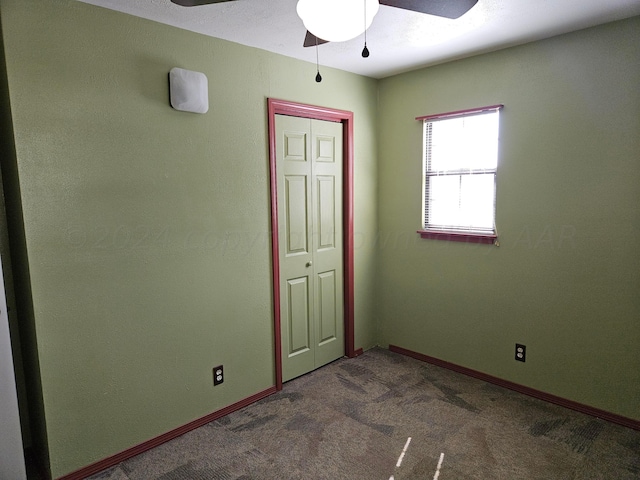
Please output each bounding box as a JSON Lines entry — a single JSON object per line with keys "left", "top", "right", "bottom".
{"left": 362, "top": 0, "right": 370, "bottom": 57}
{"left": 315, "top": 36, "right": 322, "bottom": 82}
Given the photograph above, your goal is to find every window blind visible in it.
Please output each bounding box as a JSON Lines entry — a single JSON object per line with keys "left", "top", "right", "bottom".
{"left": 420, "top": 105, "right": 502, "bottom": 235}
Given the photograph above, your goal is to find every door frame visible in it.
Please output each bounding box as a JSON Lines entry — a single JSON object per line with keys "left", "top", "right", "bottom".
{"left": 0, "top": 255, "right": 27, "bottom": 480}
{"left": 268, "top": 98, "right": 357, "bottom": 390}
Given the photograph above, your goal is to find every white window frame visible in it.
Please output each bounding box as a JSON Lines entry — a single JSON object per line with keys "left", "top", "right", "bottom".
{"left": 416, "top": 104, "right": 503, "bottom": 244}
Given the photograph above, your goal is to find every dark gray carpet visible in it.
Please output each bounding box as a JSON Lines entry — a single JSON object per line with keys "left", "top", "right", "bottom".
{"left": 88, "top": 348, "right": 640, "bottom": 479}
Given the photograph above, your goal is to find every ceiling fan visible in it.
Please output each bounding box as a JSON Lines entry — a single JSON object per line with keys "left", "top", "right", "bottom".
{"left": 170, "top": 0, "right": 479, "bottom": 46}
{"left": 170, "top": 0, "right": 478, "bottom": 81}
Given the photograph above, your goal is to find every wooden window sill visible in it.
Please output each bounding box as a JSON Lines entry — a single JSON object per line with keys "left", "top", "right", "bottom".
{"left": 417, "top": 230, "right": 497, "bottom": 245}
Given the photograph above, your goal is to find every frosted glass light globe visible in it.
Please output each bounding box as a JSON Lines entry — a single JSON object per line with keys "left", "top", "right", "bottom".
{"left": 296, "top": 0, "right": 380, "bottom": 43}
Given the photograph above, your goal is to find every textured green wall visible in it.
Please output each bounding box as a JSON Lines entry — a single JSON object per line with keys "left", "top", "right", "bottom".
{"left": 377, "top": 18, "right": 640, "bottom": 421}
{"left": 0, "top": 0, "right": 378, "bottom": 477}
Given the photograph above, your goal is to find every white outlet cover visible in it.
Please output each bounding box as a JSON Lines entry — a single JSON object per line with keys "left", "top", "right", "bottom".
{"left": 169, "top": 67, "right": 208, "bottom": 114}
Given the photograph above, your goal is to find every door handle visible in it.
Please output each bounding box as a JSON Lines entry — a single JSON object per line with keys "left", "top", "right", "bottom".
{"left": 306, "top": 261, "right": 313, "bottom": 267}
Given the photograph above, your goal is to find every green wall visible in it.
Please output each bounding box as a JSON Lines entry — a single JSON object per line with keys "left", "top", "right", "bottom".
{"left": 376, "top": 17, "right": 640, "bottom": 421}
{"left": 0, "top": 0, "right": 378, "bottom": 477}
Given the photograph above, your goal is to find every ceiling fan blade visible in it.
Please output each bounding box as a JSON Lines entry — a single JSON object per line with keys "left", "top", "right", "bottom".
{"left": 170, "top": 0, "right": 235, "bottom": 6}
{"left": 303, "top": 31, "right": 330, "bottom": 48}
{"left": 379, "top": 0, "right": 478, "bottom": 19}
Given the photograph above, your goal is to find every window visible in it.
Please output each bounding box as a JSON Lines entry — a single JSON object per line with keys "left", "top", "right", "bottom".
{"left": 417, "top": 105, "right": 502, "bottom": 244}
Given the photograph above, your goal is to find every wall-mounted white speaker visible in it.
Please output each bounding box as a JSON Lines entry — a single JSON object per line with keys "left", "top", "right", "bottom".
{"left": 169, "top": 67, "right": 209, "bottom": 114}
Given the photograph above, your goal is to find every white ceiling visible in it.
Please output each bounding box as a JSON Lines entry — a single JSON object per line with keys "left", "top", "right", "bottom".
{"left": 78, "top": 0, "right": 640, "bottom": 79}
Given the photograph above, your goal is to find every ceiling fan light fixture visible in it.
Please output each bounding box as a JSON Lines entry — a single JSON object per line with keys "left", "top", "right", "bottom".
{"left": 297, "top": 0, "right": 379, "bottom": 43}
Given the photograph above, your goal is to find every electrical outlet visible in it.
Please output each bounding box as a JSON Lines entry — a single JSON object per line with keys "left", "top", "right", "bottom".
{"left": 213, "top": 365, "right": 224, "bottom": 386}
{"left": 515, "top": 344, "right": 526, "bottom": 362}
